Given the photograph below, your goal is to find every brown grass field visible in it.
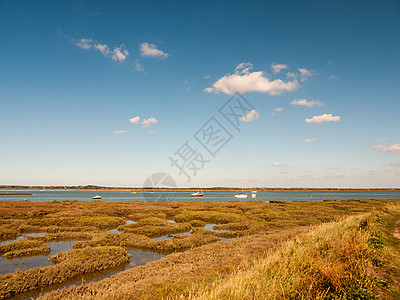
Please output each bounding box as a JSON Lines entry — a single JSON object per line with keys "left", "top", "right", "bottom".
{"left": 0, "top": 198, "right": 399, "bottom": 299}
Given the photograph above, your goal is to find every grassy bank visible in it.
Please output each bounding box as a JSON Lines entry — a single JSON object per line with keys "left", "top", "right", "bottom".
{"left": 0, "top": 246, "right": 130, "bottom": 299}
{"left": 185, "top": 205, "right": 400, "bottom": 299}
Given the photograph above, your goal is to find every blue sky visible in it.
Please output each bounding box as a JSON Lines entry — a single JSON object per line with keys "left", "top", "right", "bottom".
{"left": 1, "top": 0, "right": 399, "bottom": 188}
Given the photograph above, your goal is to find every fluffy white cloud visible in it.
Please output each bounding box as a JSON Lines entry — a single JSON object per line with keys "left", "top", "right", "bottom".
{"left": 240, "top": 109, "right": 259, "bottom": 122}
{"left": 113, "top": 130, "right": 126, "bottom": 135}
{"left": 204, "top": 62, "right": 299, "bottom": 95}
{"left": 94, "top": 43, "right": 109, "bottom": 55}
{"left": 129, "top": 116, "right": 140, "bottom": 124}
{"left": 73, "top": 38, "right": 129, "bottom": 63}
{"left": 140, "top": 42, "right": 168, "bottom": 58}
{"left": 305, "top": 113, "right": 340, "bottom": 123}
{"left": 271, "top": 162, "right": 293, "bottom": 167}
{"left": 271, "top": 64, "right": 288, "bottom": 74}
{"left": 373, "top": 144, "right": 400, "bottom": 153}
{"left": 73, "top": 38, "right": 93, "bottom": 49}
{"left": 291, "top": 99, "right": 324, "bottom": 107}
{"left": 304, "top": 138, "right": 316, "bottom": 143}
{"left": 112, "top": 47, "right": 129, "bottom": 63}
{"left": 142, "top": 117, "right": 158, "bottom": 127}
{"left": 275, "top": 107, "right": 284, "bottom": 112}
{"left": 378, "top": 137, "right": 388, "bottom": 142}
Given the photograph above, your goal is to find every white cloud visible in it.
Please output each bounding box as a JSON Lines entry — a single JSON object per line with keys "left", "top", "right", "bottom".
{"left": 129, "top": 116, "right": 140, "bottom": 124}
{"left": 271, "top": 162, "right": 293, "bottom": 167}
{"left": 291, "top": 99, "right": 324, "bottom": 107}
{"left": 274, "top": 107, "right": 284, "bottom": 112}
{"left": 286, "top": 72, "right": 297, "bottom": 78}
{"left": 134, "top": 59, "right": 145, "bottom": 72}
{"left": 140, "top": 42, "right": 168, "bottom": 58}
{"left": 204, "top": 62, "right": 299, "bottom": 95}
{"left": 329, "top": 75, "right": 340, "bottom": 80}
{"left": 142, "top": 117, "right": 158, "bottom": 127}
{"left": 73, "top": 38, "right": 93, "bottom": 49}
{"left": 271, "top": 63, "right": 287, "bottom": 74}
{"left": 378, "top": 137, "right": 388, "bottom": 142}
{"left": 325, "top": 166, "right": 340, "bottom": 170}
{"left": 240, "top": 109, "right": 259, "bottom": 122}
{"left": 94, "top": 43, "right": 109, "bottom": 55}
{"left": 112, "top": 47, "right": 129, "bottom": 63}
{"left": 298, "top": 68, "right": 313, "bottom": 82}
{"left": 305, "top": 113, "right": 340, "bottom": 123}
{"left": 73, "top": 38, "right": 129, "bottom": 63}
{"left": 373, "top": 144, "right": 400, "bottom": 153}
{"left": 204, "top": 75, "right": 211, "bottom": 79}
{"left": 304, "top": 138, "right": 316, "bottom": 143}
{"left": 113, "top": 130, "right": 126, "bottom": 135}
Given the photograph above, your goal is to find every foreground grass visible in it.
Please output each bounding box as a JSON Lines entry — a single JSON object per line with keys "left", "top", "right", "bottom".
{"left": 0, "top": 246, "right": 129, "bottom": 299}
{"left": 38, "top": 203, "right": 400, "bottom": 299}
{"left": 184, "top": 205, "right": 400, "bottom": 300}
{"left": 1, "top": 199, "right": 399, "bottom": 298}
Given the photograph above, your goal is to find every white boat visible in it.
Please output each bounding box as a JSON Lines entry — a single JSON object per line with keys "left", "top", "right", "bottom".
{"left": 190, "top": 180, "right": 203, "bottom": 197}
{"left": 234, "top": 183, "right": 248, "bottom": 199}
{"left": 92, "top": 195, "right": 102, "bottom": 200}
{"left": 40, "top": 189, "right": 45, "bottom": 193}
{"left": 234, "top": 192, "right": 248, "bottom": 199}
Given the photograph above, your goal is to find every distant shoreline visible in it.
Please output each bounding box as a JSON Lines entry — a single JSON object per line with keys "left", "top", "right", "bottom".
{"left": 1, "top": 186, "right": 399, "bottom": 192}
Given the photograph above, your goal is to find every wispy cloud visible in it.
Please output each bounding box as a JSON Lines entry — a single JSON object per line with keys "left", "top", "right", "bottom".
{"left": 271, "top": 162, "right": 293, "bottom": 167}
{"left": 129, "top": 116, "right": 140, "bottom": 124}
{"left": 390, "top": 162, "right": 400, "bottom": 167}
{"left": 291, "top": 98, "right": 324, "bottom": 107}
{"left": 378, "top": 137, "right": 388, "bottom": 142}
{"left": 204, "top": 62, "right": 299, "bottom": 95}
{"left": 298, "top": 68, "right": 313, "bottom": 82}
{"left": 240, "top": 109, "right": 260, "bottom": 122}
{"left": 373, "top": 144, "right": 400, "bottom": 154}
{"left": 134, "top": 59, "right": 145, "bottom": 72}
{"left": 73, "top": 38, "right": 93, "bottom": 49}
{"left": 140, "top": 42, "right": 168, "bottom": 58}
{"left": 304, "top": 138, "right": 316, "bottom": 143}
{"left": 113, "top": 130, "right": 126, "bottom": 135}
{"left": 271, "top": 63, "right": 287, "bottom": 74}
{"left": 141, "top": 117, "right": 158, "bottom": 127}
{"left": 204, "top": 75, "right": 211, "bottom": 79}
{"left": 275, "top": 107, "right": 284, "bottom": 112}
{"left": 73, "top": 38, "right": 129, "bottom": 63}
{"left": 306, "top": 113, "right": 340, "bottom": 123}
{"left": 325, "top": 166, "right": 340, "bottom": 170}
{"left": 329, "top": 75, "right": 340, "bottom": 80}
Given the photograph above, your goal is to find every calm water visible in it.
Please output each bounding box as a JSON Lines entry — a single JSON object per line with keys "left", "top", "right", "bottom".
{"left": 1, "top": 190, "right": 399, "bottom": 202}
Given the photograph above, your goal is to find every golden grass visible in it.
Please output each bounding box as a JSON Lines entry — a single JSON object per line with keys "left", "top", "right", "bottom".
{"left": 36, "top": 202, "right": 400, "bottom": 300}
{"left": 0, "top": 199, "right": 399, "bottom": 299}
{"left": 184, "top": 205, "right": 400, "bottom": 300}
{"left": 0, "top": 246, "right": 130, "bottom": 299}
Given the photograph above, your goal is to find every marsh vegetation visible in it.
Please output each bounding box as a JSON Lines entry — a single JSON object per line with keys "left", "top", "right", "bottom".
{"left": 0, "top": 198, "right": 399, "bottom": 299}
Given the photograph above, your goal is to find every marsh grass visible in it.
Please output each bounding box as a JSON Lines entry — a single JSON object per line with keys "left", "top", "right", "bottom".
{"left": 0, "top": 246, "right": 130, "bottom": 298}
{"left": 1, "top": 199, "right": 399, "bottom": 299}
{"left": 184, "top": 205, "right": 400, "bottom": 300}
